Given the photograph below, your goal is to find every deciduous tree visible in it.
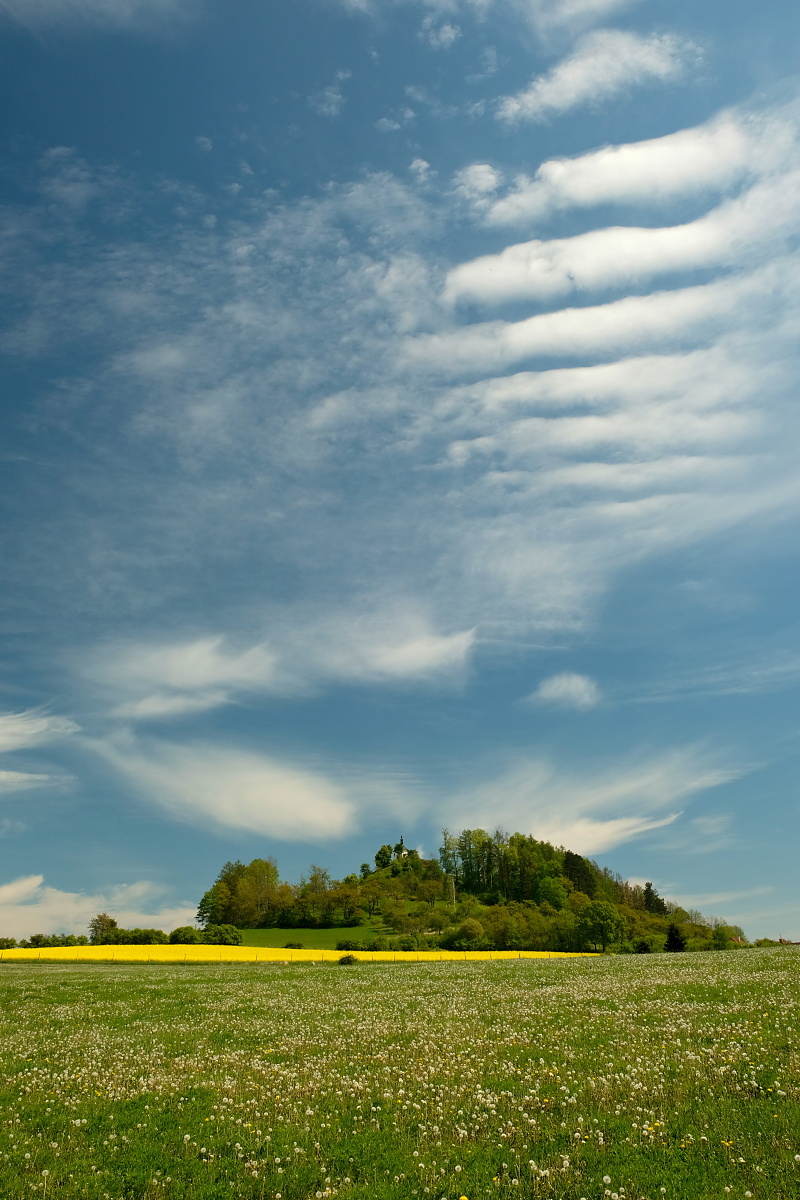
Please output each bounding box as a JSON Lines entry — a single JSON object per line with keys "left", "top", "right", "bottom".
{"left": 577, "top": 900, "right": 624, "bottom": 952}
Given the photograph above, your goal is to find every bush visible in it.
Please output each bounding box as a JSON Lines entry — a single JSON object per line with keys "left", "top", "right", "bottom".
{"left": 169, "top": 926, "right": 202, "bottom": 945}
{"left": 338, "top": 953, "right": 359, "bottom": 965}
{"left": 202, "top": 924, "right": 242, "bottom": 946}
{"left": 441, "top": 918, "right": 485, "bottom": 951}
{"left": 20, "top": 934, "right": 91, "bottom": 948}
{"left": 335, "top": 939, "right": 363, "bottom": 951}
{"left": 124, "top": 928, "right": 169, "bottom": 945}
{"left": 283, "top": 942, "right": 304, "bottom": 949}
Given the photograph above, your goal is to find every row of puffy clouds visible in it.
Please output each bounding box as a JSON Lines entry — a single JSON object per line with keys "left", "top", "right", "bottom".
{"left": 3, "top": 91, "right": 796, "bottom": 791}
{"left": 448, "top": 97, "right": 797, "bottom": 285}
{"left": 3, "top": 90, "right": 795, "bottom": 655}
{"left": 297, "top": 100, "right": 800, "bottom": 634}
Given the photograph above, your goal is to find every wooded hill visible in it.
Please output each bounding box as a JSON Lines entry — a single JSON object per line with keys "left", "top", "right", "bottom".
{"left": 197, "top": 829, "right": 749, "bottom": 954}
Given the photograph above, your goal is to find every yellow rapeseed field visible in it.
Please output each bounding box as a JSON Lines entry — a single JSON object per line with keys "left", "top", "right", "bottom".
{"left": 0, "top": 944, "right": 592, "bottom": 963}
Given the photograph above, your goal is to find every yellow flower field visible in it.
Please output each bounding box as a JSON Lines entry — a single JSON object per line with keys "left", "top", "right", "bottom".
{"left": 0, "top": 944, "right": 593, "bottom": 963}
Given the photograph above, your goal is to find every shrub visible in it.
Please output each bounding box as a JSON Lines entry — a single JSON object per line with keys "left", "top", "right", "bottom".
{"left": 283, "top": 942, "right": 304, "bottom": 949}
{"left": 124, "top": 928, "right": 169, "bottom": 945}
{"left": 202, "top": 924, "right": 242, "bottom": 946}
{"left": 169, "top": 926, "right": 202, "bottom": 945}
{"left": 338, "top": 953, "right": 358, "bottom": 965}
{"left": 20, "top": 934, "right": 91, "bottom": 948}
{"left": 441, "top": 918, "right": 485, "bottom": 950}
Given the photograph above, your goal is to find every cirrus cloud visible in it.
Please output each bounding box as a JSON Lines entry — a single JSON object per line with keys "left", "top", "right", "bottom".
{"left": 92, "top": 734, "right": 357, "bottom": 841}
{"left": 527, "top": 671, "right": 601, "bottom": 708}
{"left": 0, "top": 0, "right": 200, "bottom": 32}
{"left": 0, "top": 710, "right": 80, "bottom": 753}
{"left": 445, "top": 746, "right": 747, "bottom": 855}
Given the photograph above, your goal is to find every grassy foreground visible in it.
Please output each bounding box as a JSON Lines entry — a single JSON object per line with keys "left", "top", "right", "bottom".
{"left": 0, "top": 951, "right": 798, "bottom": 1200}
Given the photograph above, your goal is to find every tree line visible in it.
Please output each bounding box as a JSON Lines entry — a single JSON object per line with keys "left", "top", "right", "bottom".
{"left": 193, "top": 830, "right": 750, "bottom": 955}
{"left": 0, "top": 829, "right": 753, "bottom": 953}
{"left": 0, "top": 913, "right": 242, "bottom": 950}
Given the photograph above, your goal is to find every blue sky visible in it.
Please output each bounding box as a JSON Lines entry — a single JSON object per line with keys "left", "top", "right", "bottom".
{"left": 1, "top": 0, "right": 800, "bottom": 939}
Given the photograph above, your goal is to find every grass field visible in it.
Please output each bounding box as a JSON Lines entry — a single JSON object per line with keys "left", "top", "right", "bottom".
{"left": 239, "top": 925, "right": 387, "bottom": 950}
{"left": 0, "top": 950, "right": 798, "bottom": 1200}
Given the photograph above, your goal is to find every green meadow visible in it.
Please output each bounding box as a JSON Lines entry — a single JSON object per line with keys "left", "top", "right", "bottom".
{"left": 0, "top": 949, "right": 798, "bottom": 1200}
{"left": 239, "top": 924, "right": 388, "bottom": 950}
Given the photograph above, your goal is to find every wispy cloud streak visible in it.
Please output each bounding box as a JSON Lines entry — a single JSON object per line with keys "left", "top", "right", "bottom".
{"left": 497, "top": 29, "right": 698, "bottom": 124}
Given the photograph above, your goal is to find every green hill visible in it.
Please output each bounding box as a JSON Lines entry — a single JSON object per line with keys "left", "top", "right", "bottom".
{"left": 198, "top": 829, "right": 748, "bottom": 955}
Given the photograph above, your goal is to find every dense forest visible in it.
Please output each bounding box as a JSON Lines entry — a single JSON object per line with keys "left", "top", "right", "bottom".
{"left": 196, "top": 829, "right": 752, "bottom": 954}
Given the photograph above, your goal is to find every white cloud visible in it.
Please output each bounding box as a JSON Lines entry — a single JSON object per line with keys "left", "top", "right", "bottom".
{"left": 0, "top": 0, "right": 198, "bottom": 32}
{"left": 419, "top": 15, "right": 461, "bottom": 47}
{"left": 308, "top": 70, "right": 352, "bottom": 118}
{"left": 9, "top": 94, "right": 800, "bottom": 693}
{"left": 445, "top": 746, "right": 746, "bottom": 854}
{"left": 453, "top": 163, "right": 503, "bottom": 210}
{"left": 93, "top": 735, "right": 356, "bottom": 840}
{"left": 84, "top": 617, "right": 475, "bottom": 720}
{"left": 447, "top": 170, "right": 800, "bottom": 306}
{"left": 113, "top": 692, "right": 231, "bottom": 719}
{"left": 0, "top": 770, "right": 59, "bottom": 792}
{"left": 0, "top": 874, "right": 196, "bottom": 941}
{"left": 528, "top": 671, "right": 601, "bottom": 708}
{"left": 516, "top": 0, "right": 642, "bottom": 37}
{"left": 295, "top": 613, "right": 475, "bottom": 684}
{"left": 497, "top": 29, "right": 698, "bottom": 124}
{"left": 690, "top": 813, "right": 730, "bottom": 837}
{"left": 83, "top": 636, "right": 279, "bottom": 718}
{"left": 486, "top": 106, "right": 792, "bottom": 225}
{"left": 333, "top": 0, "right": 641, "bottom": 37}
{"left": 0, "top": 710, "right": 79, "bottom": 753}
{"left": 412, "top": 268, "right": 766, "bottom": 375}
{"left": 667, "top": 885, "right": 772, "bottom": 911}
{"left": 0, "top": 818, "right": 25, "bottom": 837}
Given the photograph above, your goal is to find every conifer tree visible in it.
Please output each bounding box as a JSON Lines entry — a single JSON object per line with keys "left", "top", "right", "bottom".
{"left": 665, "top": 922, "right": 687, "bottom": 952}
